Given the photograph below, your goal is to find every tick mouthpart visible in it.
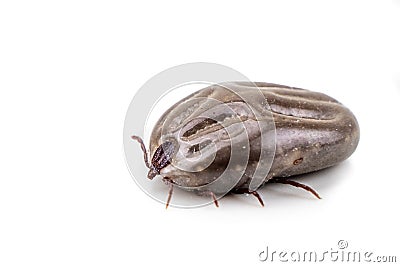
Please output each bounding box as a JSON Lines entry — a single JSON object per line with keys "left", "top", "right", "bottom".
{"left": 147, "top": 167, "right": 159, "bottom": 180}
{"left": 149, "top": 141, "right": 175, "bottom": 179}
{"left": 131, "top": 135, "right": 173, "bottom": 180}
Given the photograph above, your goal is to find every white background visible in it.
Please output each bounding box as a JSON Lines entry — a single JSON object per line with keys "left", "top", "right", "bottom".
{"left": 1, "top": 1, "right": 399, "bottom": 266}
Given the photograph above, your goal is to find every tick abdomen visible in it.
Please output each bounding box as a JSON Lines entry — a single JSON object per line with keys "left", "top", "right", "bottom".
{"left": 257, "top": 83, "right": 359, "bottom": 181}
{"left": 150, "top": 82, "right": 360, "bottom": 193}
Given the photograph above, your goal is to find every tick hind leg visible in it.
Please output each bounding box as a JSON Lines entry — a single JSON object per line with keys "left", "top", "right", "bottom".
{"left": 233, "top": 189, "right": 265, "bottom": 207}
{"left": 269, "top": 177, "right": 321, "bottom": 199}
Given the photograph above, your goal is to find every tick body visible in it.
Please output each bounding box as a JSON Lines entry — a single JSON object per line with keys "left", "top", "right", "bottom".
{"left": 132, "top": 82, "right": 360, "bottom": 207}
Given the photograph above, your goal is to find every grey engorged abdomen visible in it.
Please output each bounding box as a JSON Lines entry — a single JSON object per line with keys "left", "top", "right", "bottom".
{"left": 149, "top": 82, "right": 360, "bottom": 194}
{"left": 259, "top": 83, "right": 359, "bottom": 180}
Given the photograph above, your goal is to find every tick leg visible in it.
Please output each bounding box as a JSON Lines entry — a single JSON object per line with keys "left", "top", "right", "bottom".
{"left": 131, "top": 135, "right": 151, "bottom": 169}
{"left": 249, "top": 191, "right": 264, "bottom": 207}
{"left": 234, "top": 189, "right": 265, "bottom": 207}
{"left": 209, "top": 192, "right": 219, "bottom": 208}
{"left": 165, "top": 183, "right": 174, "bottom": 209}
{"left": 270, "top": 178, "right": 321, "bottom": 199}
{"left": 197, "top": 191, "right": 219, "bottom": 207}
{"left": 162, "top": 177, "right": 174, "bottom": 209}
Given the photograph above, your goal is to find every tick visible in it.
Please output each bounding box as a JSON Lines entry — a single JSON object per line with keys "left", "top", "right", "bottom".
{"left": 131, "top": 82, "right": 360, "bottom": 208}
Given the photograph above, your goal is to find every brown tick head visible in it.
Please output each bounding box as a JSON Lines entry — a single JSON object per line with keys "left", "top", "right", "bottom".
{"left": 148, "top": 141, "right": 175, "bottom": 179}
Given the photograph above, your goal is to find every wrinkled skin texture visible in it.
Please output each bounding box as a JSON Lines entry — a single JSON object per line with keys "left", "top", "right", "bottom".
{"left": 149, "top": 82, "right": 360, "bottom": 194}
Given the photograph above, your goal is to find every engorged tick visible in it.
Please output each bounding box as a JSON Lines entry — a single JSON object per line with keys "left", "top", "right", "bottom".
{"left": 131, "top": 82, "right": 360, "bottom": 208}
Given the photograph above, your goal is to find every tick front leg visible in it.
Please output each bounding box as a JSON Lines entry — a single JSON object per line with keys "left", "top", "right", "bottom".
{"left": 162, "top": 177, "right": 174, "bottom": 209}
{"left": 131, "top": 135, "right": 151, "bottom": 169}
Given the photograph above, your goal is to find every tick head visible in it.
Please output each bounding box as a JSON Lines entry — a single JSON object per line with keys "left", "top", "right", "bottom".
{"left": 148, "top": 141, "right": 176, "bottom": 179}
